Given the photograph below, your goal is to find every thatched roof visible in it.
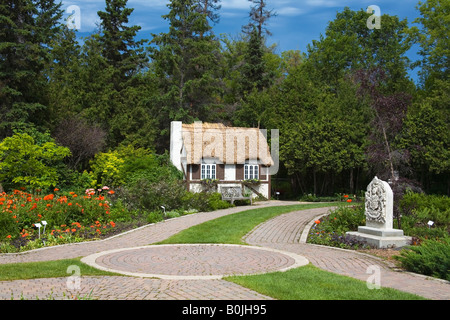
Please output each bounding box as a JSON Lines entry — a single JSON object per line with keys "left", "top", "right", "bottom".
{"left": 181, "top": 122, "right": 274, "bottom": 166}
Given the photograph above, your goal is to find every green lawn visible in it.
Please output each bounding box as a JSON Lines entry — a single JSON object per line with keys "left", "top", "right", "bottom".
{"left": 0, "top": 258, "right": 119, "bottom": 281}
{"left": 226, "top": 264, "right": 426, "bottom": 300}
{"left": 158, "top": 203, "right": 336, "bottom": 245}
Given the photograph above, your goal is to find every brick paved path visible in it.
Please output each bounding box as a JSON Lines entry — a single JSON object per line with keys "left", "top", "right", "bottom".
{"left": 0, "top": 201, "right": 449, "bottom": 300}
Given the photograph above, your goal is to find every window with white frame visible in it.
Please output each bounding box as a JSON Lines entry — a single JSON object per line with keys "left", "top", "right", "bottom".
{"left": 201, "top": 164, "right": 216, "bottom": 179}
{"left": 244, "top": 164, "right": 259, "bottom": 180}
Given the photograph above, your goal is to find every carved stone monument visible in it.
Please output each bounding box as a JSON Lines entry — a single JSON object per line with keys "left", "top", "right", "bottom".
{"left": 346, "top": 177, "right": 411, "bottom": 248}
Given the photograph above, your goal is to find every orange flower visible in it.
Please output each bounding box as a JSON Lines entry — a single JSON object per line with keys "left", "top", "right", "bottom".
{"left": 68, "top": 203, "right": 72, "bottom": 206}
{"left": 314, "top": 220, "right": 321, "bottom": 224}
{"left": 71, "top": 228, "right": 76, "bottom": 232}
{"left": 110, "top": 221, "right": 116, "bottom": 228}
{"left": 54, "top": 188, "right": 59, "bottom": 192}
{"left": 43, "top": 194, "right": 54, "bottom": 201}
{"left": 108, "top": 190, "right": 115, "bottom": 195}
{"left": 344, "top": 195, "right": 349, "bottom": 198}
{"left": 347, "top": 199, "right": 352, "bottom": 203}
{"left": 6, "top": 235, "right": 11, "bottom": 239}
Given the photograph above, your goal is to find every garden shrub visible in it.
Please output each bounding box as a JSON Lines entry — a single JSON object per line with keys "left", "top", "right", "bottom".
{"left": 395, "top": 237, "right": 450, "bottom": 281}
{"left": 88, "top": 146, "right": 182, "bottom": 188}
{"left": 0, "top": 133, "right": 71, "bottom": 191}
{"left": 89, "top": 149, "right": 125, "bottom": 188}
{"left": 146, "top": 211, "right": 164, "bottom": 224}
{"left": 206, "top": 192, "right": 233, "bottom": 211}
{"left": 399, "top": 192, "right": 450, "bottom": 239}
{"left": 181, "top": 191, "right": 232, "bottom": 212}
{"left": 119, "top": 178, "right": 187, "bottom": 212}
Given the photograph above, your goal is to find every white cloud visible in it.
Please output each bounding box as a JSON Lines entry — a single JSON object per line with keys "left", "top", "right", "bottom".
{"left": 276, "top": 7, "right": 306, "bottom": 16}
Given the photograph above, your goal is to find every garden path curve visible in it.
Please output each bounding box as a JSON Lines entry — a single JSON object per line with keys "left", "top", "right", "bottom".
{"left": 0, "top": 201, "right": 449, "bottom": 300}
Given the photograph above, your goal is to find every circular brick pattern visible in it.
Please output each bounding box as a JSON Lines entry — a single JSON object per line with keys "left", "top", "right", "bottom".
{"left": 81, "top": 244, "right": 308, "bottom": 280}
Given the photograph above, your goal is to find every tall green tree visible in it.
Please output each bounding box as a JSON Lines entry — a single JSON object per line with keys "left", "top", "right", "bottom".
{"left": 306, "top": 7, "right": 414, "bottom": 93}
{"left": 149, "top": 0, "right": 223, "bottom": 150}
{"left": 264, "top": 64, "right": 370, "bottom": 195}
{"left": 240, "top": 27, "right": 270, "bottom": 94}
{"left": 0, "top": 0, "right": 63, "bottom": 138}
{"left": 46, "top": 26, "right": 82, "bottom": 127}
{"left": 410, "top": 0, "right": 449, "bottom": 90}
{"left": 97, "top": 0, "right": 147, "bottom": 89}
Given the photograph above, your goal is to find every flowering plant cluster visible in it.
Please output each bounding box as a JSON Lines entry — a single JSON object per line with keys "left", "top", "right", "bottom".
{"left": 308, "top": 204, "right": 371, "bottom": 249}
{"left": 341, "top": 194, "right": 354, "bottom": 203}
{"left": 0, "top": 187, "right": 119, "bottom": 250}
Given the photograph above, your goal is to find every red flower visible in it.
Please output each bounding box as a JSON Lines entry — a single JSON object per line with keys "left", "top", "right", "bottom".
{"left": 347, "top": 199, "right": 352, "bottom": 203}
{"left": 43, "top": 194, "right": 54, "bottom": 201}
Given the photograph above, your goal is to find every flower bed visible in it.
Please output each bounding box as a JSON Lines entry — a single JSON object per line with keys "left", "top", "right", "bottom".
{"left": 307, "top": 204, "right": 373, "bottom": 249}
{"left": 0, "top": 187, "right": 122, "bottom": 252}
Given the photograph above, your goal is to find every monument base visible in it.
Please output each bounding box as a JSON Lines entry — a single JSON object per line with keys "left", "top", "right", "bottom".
{"left": 346, "top": 226, "right": 411, "bottom": 249}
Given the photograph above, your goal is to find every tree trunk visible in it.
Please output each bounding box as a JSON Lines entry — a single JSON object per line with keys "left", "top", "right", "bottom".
{"left": 313, "top": 168, "right": 317, "bottom": 195}
{"left": 349, "top": 168, "right": 354, "bottom": 194}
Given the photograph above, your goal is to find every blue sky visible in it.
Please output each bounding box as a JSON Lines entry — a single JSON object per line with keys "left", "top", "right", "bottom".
{"left": 61, "top": 0, "right": 423, "bottom": 81}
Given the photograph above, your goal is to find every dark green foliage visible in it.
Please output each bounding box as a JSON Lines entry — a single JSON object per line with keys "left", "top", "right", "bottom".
{"left": 399, "top": 192, "right": 450, "bottom": 239}
{"left": 0, "top": 0, "right": 62, "bottom": 138}
{"left": 148, "top": 0, "right": 224, "bottom": 150}
{"left": 97, "top": 0, "right": 147, "bottom": 88}
{"left": 395, "top": 237, "right": 450, "bottom": 281}
{"left": 240, "top": 27, "right": 271, "bottom": 93}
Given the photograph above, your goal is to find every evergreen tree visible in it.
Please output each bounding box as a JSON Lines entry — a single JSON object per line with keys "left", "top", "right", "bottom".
{"left": 97, "top": 0, "right": 147, "bottom": 89}
{"left": 149, "top": 0, "right": 223, "bottom": 150}
{"left": 46, "top": 26, "right": 82, "bottom": 128}
{"left": 241, "top": 27, "right": 270, "bottom": 94}
{"left": 0, "top": 0, "right": 63, "bottom": 138}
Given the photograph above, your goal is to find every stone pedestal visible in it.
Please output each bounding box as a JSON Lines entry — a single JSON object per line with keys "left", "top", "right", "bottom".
{"left": 346, "top": 177, "right": 411, "bottom": 249}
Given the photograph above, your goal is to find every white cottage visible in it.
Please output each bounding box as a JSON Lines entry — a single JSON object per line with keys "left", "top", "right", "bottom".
{"left": 170, "top": 121, "right": 274, "bottom": 200}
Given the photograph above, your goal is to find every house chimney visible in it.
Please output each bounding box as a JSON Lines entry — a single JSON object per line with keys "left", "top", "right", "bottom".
{"left": 170, "top": 121, "right": 183, "bottom": 171}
